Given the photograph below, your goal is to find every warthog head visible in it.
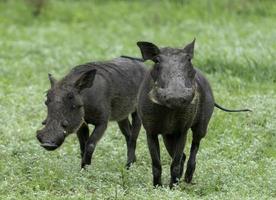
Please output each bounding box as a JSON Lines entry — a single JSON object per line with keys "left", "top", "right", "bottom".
{"left": 137, "top": 39, "right": 197, "bottom": 108}
{"left": 36, "top": 69, "right": 96, "bottom": 150}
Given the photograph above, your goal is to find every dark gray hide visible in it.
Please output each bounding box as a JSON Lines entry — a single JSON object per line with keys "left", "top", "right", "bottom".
{"left": 37, "top": 57, "right": 147, "bottom": 169}
{"left": 136, "top": 39, "right": 250, "bottom": 188}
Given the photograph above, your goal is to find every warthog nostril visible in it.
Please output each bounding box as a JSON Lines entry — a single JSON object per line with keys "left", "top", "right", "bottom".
{"left": 163, "top": 97, "right": 190, "bottom": 108}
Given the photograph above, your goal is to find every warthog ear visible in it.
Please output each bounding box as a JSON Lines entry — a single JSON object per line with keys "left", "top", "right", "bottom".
{"left": 48, "top": 73, "right": 57, "bottom": 88}
{"left": 74, "top": 69, "right": 97, "bottom": 91}
{"left": 137, "top": 41, "right": 160, "bottom": 61}
{"left": 183, "top": 38, "right": 196, "bottom": 58}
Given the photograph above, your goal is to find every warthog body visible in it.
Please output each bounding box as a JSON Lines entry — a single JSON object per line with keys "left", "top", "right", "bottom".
{"left": 136, "top": 40, "right": 250, "bottom": 187}
{"left": 36, "top": 57, "right": 147, "bottom": 168}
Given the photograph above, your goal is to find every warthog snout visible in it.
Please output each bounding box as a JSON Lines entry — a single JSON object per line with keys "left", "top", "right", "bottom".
{"left": 150, "top": 87, "right": 195, "bottom": 108}
{"left": 36, "top": 129, "right": 65, "bottom": 151}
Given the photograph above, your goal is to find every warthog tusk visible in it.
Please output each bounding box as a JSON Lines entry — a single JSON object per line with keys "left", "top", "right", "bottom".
{"left": 148, "top": 90, "right": 161, "bottom": 105}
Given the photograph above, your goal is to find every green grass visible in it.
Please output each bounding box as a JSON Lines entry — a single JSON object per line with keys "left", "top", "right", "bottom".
{"left": 0, "top": 0, "right": 275, "bottom": 199}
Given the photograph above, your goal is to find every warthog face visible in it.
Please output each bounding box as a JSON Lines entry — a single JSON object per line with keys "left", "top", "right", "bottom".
{"left": 137, "top": 39, "right": 197, "bottom": 108}
{"left": 36, "top": 70, "right": 96, "bottom": 150}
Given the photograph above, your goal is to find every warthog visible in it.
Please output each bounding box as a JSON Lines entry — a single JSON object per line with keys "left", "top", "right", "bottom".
{"left": 136, "top": 39, "right": 251, "bottom": 187}
{"left": 36, "top": 57, "right": 147, "bottom": 169}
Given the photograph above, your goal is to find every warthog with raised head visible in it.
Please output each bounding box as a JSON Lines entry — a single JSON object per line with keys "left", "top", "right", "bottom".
{"left": 136, "top": 39, "right": 250, "bottom": 188}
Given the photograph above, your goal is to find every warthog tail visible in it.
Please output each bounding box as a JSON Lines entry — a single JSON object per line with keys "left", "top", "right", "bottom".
{"left": 215, "top": 103, "right": 252, "bottom": 112}
{"left": 120, "top": 55, "right": 145, "bottom": 62}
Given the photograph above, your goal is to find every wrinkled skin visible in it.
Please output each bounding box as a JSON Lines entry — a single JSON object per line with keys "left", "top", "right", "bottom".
{"left": 137, "top": 40, "right": 215, "bottom": 188}
{"left": 37, "top": 57, "right": 147, "bottom": 169}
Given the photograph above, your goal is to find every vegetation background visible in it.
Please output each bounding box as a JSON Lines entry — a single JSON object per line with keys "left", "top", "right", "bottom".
{"left": 0, "top": 0, "right": 275, "bottom": 199}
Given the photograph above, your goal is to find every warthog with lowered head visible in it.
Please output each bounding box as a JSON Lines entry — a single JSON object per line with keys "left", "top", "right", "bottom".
{"left": 36, "top": 57, "right": 147, "bottom": 169}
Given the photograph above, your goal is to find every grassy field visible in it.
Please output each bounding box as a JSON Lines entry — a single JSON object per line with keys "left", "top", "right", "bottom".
{"left": 0, "top": 0, "right": 275, "bottom": 199}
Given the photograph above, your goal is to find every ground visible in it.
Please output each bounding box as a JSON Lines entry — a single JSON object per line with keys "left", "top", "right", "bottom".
{"left": 0, "top": 0, "right": 275, "bottom": 199}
